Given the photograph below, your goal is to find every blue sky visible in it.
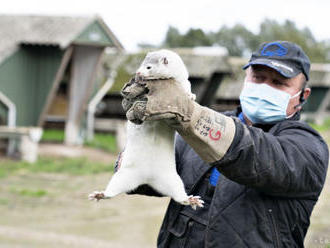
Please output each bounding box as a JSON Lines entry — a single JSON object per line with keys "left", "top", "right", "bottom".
{"left": 1, "top": 0, "right": 330, "bottom": 51}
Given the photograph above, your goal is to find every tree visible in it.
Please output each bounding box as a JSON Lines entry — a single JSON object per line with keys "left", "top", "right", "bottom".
{"left": 258, "top": 19, "right": 327, "bottom": 62}
{"left": 180, "top": 28, "right": 212, "bottom": 47}
{"left": 161, "top": 19, "right": 330, "bottom": 62}
{"left": 210, "top": 24, "right": 260, "bottom": 57}
{"left": 163, "top": 26, "right": 183, "bottom": 48}
{"left": 163, "top": 27, "right": 212, "bottom": 48}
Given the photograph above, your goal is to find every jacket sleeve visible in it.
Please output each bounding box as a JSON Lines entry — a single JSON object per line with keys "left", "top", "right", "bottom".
{"left": 215, "top": 119, "right": 329, "bottom": 198}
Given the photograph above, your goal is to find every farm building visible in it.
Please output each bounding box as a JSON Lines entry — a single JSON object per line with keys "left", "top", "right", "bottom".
{"left": 0, "top": 15, "right": 124, "bottom": 147}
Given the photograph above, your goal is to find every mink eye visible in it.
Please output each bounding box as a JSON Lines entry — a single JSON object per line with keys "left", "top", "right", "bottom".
{"left": 146, "top": 66, "right": 152, "bottom": 70}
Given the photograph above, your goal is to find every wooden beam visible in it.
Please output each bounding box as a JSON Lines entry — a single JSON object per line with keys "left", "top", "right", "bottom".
{"left": 37, "top": 46, "right": 73, "bottom": 126}
{"left": 199, "top": 73, "right": 226, "bottom": 107}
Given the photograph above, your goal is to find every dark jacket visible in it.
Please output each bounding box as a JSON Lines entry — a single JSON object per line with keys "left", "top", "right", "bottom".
{"left": 135, "top": 109, "right": 329, "bottom": 248}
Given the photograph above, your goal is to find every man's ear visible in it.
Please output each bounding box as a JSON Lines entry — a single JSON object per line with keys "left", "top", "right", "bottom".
{"left": 303, "top": 87, "right": 311, "bottom": 101}
{"left": 295, "top": 87, "right": 311, "bottom": 110}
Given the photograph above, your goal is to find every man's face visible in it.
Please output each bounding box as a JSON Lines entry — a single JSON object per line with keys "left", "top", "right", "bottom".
{"left": 244, "top": 65, "right": 311, "bottom": 119}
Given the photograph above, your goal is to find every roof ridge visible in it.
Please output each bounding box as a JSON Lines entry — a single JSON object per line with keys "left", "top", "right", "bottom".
{"left": 0, "top": 15, "right": 123, "bottom": 64}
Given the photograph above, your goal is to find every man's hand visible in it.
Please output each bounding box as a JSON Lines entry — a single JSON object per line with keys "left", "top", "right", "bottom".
{"left": 121, "top": 78, "right": 149, "bottom": 124}
{"left": 120, "top": 78, "right": 236, "bottom": 163}
{"left": 121, "top": 78, "right": 193, "bottom": 125}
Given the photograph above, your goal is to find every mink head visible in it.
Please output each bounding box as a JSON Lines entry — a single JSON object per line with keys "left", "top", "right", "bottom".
{"left": 135, "top": 49, "right": 189, "bottom": 82}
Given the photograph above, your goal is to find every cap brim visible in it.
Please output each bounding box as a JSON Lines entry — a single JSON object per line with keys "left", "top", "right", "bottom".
{"left": 243, "top": 58, "right": 300, "bottom": 79}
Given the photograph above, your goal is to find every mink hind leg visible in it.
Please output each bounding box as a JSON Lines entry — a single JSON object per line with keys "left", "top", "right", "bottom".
{"left": 148, "top": 173, "right": 204, "bottom": 209}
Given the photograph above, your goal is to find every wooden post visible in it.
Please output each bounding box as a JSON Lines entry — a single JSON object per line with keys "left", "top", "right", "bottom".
{"left": 38, "top": 46, "right": 73, "bottom": 126}
{"left": 199, "top": 73, "right": 226, "bottom": 107}
{"left": 65, "top": 45, "right": 104, "bottom": 145}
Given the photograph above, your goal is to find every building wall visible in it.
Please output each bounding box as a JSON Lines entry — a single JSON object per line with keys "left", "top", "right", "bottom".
{"left": 0, "top": 102, "right": 7, "bottom": 124}
{"left": 74, "top": 21, "right": 114, "bottom": 47}
{"left": 303, "top": 86, "right": 329, "bottom": 112}
{"left": 0, "top": 45, "right": 64, "bottom": 126}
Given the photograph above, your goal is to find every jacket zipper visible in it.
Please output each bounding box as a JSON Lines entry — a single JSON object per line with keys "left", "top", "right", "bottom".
{"left": 268, "top": 208, "right": 280, "bottom": 248}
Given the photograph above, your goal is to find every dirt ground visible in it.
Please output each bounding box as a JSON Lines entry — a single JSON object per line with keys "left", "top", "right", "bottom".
{"left": 0, "top": 173, "right": 169, "bottom": 248}
{"left": 0, "top": 143, "right": 329, "bottom": 247}
{"left": 0, "top": 144, "right": 169, "bottom": 248}
{"left": 38, "top": 143, "right": 117, "bottom": 164}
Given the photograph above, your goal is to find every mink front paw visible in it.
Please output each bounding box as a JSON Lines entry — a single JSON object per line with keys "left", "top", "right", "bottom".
{"left": 187, "top": 195, "right": 204, "bottom": 210}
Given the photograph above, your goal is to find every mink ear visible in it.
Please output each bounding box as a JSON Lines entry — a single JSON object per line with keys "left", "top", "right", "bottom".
{"left": 162, "top": 57, "right": 168, "bottom": 65}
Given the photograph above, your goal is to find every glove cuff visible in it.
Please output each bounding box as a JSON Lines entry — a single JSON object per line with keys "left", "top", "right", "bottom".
{"left": 177, "top": 102, "right": 236, "bottom": 163}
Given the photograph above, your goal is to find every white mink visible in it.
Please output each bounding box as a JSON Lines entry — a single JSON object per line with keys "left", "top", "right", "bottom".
{"left": 89, "top": 49, "right": 203, "bottom": 209}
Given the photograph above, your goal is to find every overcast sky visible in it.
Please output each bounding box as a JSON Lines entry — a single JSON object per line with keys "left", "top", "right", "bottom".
{"left": 1, "top": 0, "right": 330, "bottom": 52}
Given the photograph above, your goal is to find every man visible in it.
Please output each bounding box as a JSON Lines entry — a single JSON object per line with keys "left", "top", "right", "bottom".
{"left": 120, "top": 41, "right": 329, "bottom": 247}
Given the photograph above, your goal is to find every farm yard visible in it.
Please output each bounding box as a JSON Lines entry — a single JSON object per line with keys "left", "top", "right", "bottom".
{"left": 2, "top": 6, "right": 330, "bottom": 248}
{"left": 0, "top": 129, "right": 329, "bottom": 248}
{"left": 0, "top": 132, "right": 169, "bottom": 248}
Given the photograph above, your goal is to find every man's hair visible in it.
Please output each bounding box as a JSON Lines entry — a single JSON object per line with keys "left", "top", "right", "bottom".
{"left": 299, "top": 74, "right": 309, "bottom": 105}
{"left": 300, "top": 74, "right": 308, "bottom": 90}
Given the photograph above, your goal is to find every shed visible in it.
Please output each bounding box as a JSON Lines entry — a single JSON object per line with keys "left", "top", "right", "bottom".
{"left": 0, "top": 15, "right": 124, "bottom": 145}
{"left": 302, "top": 64, "right": 330, "bottom": 123}
{"left": 213, "top": 57, "right": 247, "bottom": 111}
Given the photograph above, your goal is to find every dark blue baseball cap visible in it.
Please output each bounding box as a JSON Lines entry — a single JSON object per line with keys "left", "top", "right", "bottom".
{"left": 243, "top": 41, "right": 310, "bottom": 81}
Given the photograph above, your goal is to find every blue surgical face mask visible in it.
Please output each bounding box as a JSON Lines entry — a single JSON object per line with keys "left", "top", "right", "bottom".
{"left": 239, "top": 81, "right": 301, "bottom": 124}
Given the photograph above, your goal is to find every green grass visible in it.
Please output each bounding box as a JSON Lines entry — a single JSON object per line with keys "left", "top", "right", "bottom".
{"left": 309, "top": 118, "right": 330, "bottom": 132}
{"left": 41, "top": 129, "right": 65, "bottom": 142}
{"left": 0, "top": 198, "right": 8, "bottom": 205}
{"left": 10, "top": 188, "right": 47, "bottom": 197}
{"left": 84, "top": 132, "right": 117, "bottom": 153}
{"left": 0, "top": 157, "right": 114, "bottom": 178}
{"left": 42, "top": 129, "right": 117, "bottom": 153}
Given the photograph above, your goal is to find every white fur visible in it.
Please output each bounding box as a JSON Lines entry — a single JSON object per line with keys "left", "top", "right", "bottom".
{"left": 91, "top": 50, "right": 202, "bottom": 208}
{"left": 136, "top": 49, "right": 192, "bottom": 93}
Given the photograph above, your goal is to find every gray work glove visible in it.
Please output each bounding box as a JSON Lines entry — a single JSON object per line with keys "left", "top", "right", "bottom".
{"left": 121, "top": 78, "right": 193, "bottom": 124}
{"left": 120, "top": 78, "right": 236, "bottom": 163}
{"left": 121, "top": 78, "right": 149, "bottom": 124}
